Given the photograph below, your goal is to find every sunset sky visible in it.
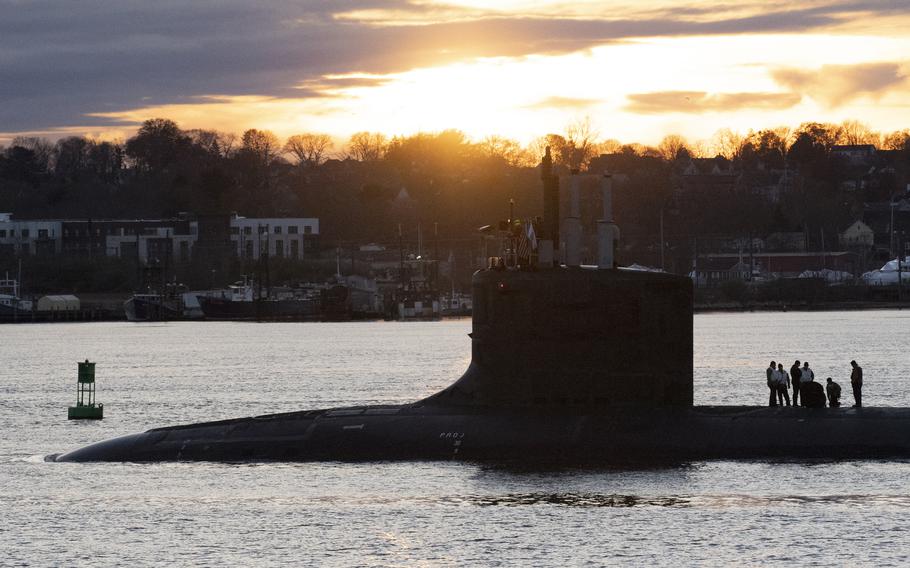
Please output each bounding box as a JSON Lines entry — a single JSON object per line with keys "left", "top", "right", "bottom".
{"left": 2, "top": 0, "right": 910, "bottom": 148}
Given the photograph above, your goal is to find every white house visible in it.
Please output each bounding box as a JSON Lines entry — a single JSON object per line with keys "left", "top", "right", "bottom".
{"left": 0, "top": 213, "right": 62, "bottom": 256}
{"left": 229, "top": 216, "right": 319, "bottom": 261}
{"left": 105, "top": 226, "right": 197, "bottom": 264}
{"left": 839, "top": 220, "right": 874, "bottom": 248}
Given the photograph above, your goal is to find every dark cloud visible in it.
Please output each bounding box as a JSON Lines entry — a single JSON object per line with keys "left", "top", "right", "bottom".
{"left": 299, "top": 76, "right": 392, "bottom": 89}
{"left": 625, "top": 91, "right": 802, "bottom": 114}
{"left": 0, "top": 0, "right": 905, "bottom": 135}
{"left": 771, "top": 62, "right": 908, "bottom": 107}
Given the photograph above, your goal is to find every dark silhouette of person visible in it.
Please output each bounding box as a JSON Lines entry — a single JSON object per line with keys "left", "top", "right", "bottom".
{"left": 850, "top": 360, "right": 863, "bottom": 408}
{"left": 826, "top": 378, "right": 842, "bottom": 407}
{"left": 776, "top": 363, "right": 791, "bottom": 406}
{"left": 767, "top": 361, "right": 777, "bottom": 406}
{"left": 790, "top": 360, "right": 802, "bottom": 406}
{"left": 801, "top": 378, "right": 825, "bottom": 408}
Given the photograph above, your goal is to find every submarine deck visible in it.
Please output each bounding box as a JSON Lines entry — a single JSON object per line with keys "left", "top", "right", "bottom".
{"left": 148, "top": 403, "right": 910, "bottom": 432}
{"left": 143, "top": 403, "right": 910, "bottom": 435}
{"left": 54, "top": 402, "right": 910, "bottom": 463}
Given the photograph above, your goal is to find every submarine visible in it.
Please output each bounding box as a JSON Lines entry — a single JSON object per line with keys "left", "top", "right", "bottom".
{"left": 56, "top": 150, "right": 910, "bottom": 464}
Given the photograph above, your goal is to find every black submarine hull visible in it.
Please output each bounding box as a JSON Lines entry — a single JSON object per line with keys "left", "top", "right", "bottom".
{"left": 51, "top": 208, "right": 909, "bottom": 464}
{"left": 55, "top": 404, "right": 910, "bottom": 463}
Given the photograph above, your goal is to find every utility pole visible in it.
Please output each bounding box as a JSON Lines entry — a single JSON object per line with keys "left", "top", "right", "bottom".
{"left": 748, "top": 232, "right": 754, "bottom": 282}
{"left": 509, "top": 198, "right": 515, "bottom": 266}
{"left": 659, "top": 206, "right": 665, "bottom": 271}
{"left": 899, "top": 234, "right": 904, "bottom": 303}
{"left": 398, "top": 224, "right": 404, "bottom": 289}
{"left": 820, "top": 227, "right": 826, "bottom": 271}
{"left": 434, "top": 222, "right": 439, "bottom": 288}
{"left": 266, "top": 225, "right": 271, "bottom": 297}
{"left": 417, "top": 223, "right": 422, "bottom": 258}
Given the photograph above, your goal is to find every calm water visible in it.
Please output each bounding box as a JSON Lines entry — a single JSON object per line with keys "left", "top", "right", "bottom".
{"left": 2, "top": 312, "right": 910, "bottom": 566}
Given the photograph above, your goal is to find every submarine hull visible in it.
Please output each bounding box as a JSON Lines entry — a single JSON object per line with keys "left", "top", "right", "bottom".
{"left": 55, "top": 405, "right": 910, "bottom": 463}
{"left": 53, "top": 257, "right": 907, "bottom": 464}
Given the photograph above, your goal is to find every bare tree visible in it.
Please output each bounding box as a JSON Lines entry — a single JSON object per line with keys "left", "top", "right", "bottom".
{"left": 794, "top": 122, "right": 842, "bottom": 153}
{"left": 345, "top": 131, "right": 387, "bottom": 162}
{"left": 188, "top": 129, "right": 219, "bottom": 155}
{"left": 54, "top": 136, "right": 90, "bottom": 178}
{"left": 710, "top": 128, "right": 746, "bottom": 159}
{"left": 12, "top": 136, "right": 54, "bottom": 171}
{"left": 882, "top": 129, "right": 910, "bottom": 150}
{"left": 241, "top": 129, "right": 281, "bottom": 165}
{"left": 188, "top": 129, "right": 238, "bottom": 159}
{"left": 745, "top": 129, "right": 789, "bottom": 167}
{"left": 596, "top": 138, "right": 623, "bottom": 155}
{"left": 771, "top": 126, "right": 792, "bottom": 152}
{"left": 285, "top": 133, "right": 333, "bottom": 167}
{"left": 687, "top": 139, "right": 711, "bottom": 159}
{"left": 839, "top": 119, "right": 879, "bottom": 146}
{"left": 218, "top": 132, "right": 238, "bottom": 157}
{"left": 564, "top": 116, "right": 600, "bottom": 170}
{"left": 479, "top": 135, "right": 528, "bottom": 166}
{"left": 527, "top": 134, "right": 572, "bottom": 169}
{"left": 86, "top": 138, "right": 123, "bottom": 181}
{"left": 657, "top": 134, "right": 691, "bottom": 161}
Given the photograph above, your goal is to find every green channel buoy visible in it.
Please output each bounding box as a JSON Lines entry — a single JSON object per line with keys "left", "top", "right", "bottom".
{"left": 68, "top": 359, "right": 104, "bottom": 420}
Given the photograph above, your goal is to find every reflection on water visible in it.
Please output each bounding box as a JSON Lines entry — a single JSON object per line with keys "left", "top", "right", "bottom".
{"left": 442, "top": 492, "right": 910, "bottom": 508}
{"left": 453, "top": 493, "right": 693, "bottom": 508}
{"left": 3, "top": 313, "right": 910, "bottom": 566}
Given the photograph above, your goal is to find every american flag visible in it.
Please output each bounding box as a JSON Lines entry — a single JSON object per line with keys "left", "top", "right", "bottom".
{"left": 516, "top": 221, "right": 537, "bottom": 260}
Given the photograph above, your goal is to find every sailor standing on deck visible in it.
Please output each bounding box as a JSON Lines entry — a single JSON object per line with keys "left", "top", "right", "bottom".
{"left": 776, "top": 363, "right": 791, "bottom": 406}
{"left": 800, "top": 362, "right": 815, "bottom": 385}
{"left": 790, "top": 360, "right": 803, "bottom": 406}
{"left": 851, "top": 360, "right": 863, "bottom": 408}
{"left": 767, "top": 361, "right": 778, "bottom": 406}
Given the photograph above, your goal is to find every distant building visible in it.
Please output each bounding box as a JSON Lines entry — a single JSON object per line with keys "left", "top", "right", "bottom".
{"left": 673, "top": 158, "right": 739, "bottom": 206}
{"left": 105, "top": 225, "right": 196, "bottom": 264}
{"left": 747, "top": 168, "right": 794, "bottom": 204}
{"left": 229, "top": 215, "right": 319, "bottom": 260}
{"left": 0, "top": 213, "right": 62, "bottom": 257}
{"left": 61, "top": 217, "right": 194, "bottom": 260}
{"left": 190, "top": 213, "right": 234, "bottom": 285}
{"left": 832, "top": 144, "right": 876, "bottom": 166}
{"left": 1, "top": 213, "right": 321, "bottom": 264}
{"left": 839, "top": 220, "right": 874, "bottom": 248}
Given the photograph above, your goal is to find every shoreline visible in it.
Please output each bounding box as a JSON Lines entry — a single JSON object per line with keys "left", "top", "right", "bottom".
{"left": 695, "top": 301, "right": 908, "bottom": 313}
{"left": 3, "top": 301, "right": 908, "bottom": 324}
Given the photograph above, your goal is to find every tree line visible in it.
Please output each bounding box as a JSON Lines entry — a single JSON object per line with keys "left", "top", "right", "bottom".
{"left": 2, "top": 117, "right": 910, "bottom": 256}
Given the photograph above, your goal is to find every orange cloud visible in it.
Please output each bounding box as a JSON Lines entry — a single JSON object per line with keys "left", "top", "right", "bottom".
{"left": 625, "top": 91, "right": 802, "bottom": 114}
{"left": 771, "top": 62, "right": 909, "bottom": 107}
{"left": 523, "top": 96, "right": 601, "bottom": 110}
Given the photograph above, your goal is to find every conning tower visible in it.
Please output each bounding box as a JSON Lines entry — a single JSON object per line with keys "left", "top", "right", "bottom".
{"left": 427, "top": 154, "right": 693, "bottom": 409}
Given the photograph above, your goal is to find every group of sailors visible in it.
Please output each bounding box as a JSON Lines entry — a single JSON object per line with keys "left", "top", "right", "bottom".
{"left": 766, "top": 360, "right": 863, "bottom": 408}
